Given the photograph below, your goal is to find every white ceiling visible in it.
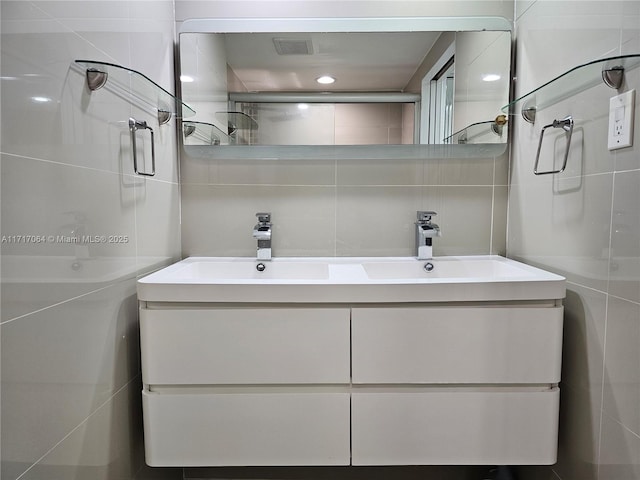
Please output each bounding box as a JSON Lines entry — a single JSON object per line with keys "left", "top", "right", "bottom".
{"left": 223, "top": 31, "right": 442, "bottom": 92}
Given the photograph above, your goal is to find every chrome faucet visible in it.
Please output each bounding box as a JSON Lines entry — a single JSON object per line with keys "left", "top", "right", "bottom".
{"left": 252, "top": 212, "right": 272, "bottom": 260}
{"left": 415, "top": 211, "right": 441, "bottom": 260}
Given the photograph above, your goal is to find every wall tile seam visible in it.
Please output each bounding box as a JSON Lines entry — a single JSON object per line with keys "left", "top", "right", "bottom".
{"left": 565, "top": 279, "right": 609, "bottom": 297}
{"left": 607, "top": 292, "right": 640, "bottom": 307}
{"left": 600, "top": 408, "right": 640, "bottom": 441}
{"left": 11, "top": 373, "right": 142, "bottom": 480}
{"left": 506, "top": 169, "right": 615, "bottom": 186}
{"left": 124, "top": 174, "right": 181, "bottom": 186}
{"left": 180, "top": 183, "right": 337, "bottom": 187}
{"left": 489, "top": 184, "right": 495, "bottom": 254}
{"left": 549, "top": 466, "right": 563, "bottom": 480}
{"left": 3, "top": 1, "right": 55, "bottom": 22}
{"left": 513, "top": 276, "right": 610, "bottom": 299}
{"left": 134, "top": 259, "right": 182, "bottom": 280}
{"left": 1, "top": 154, "right": 179, "bottom": 184}
{"left": 0, "top": 277, "right": 136, "bottom": 326}
{"left": 49, "top": 13, "right": 176, "bottom": 77}
{"left": 514, "top": 0, "right": 537, "bottom": 22}
{"left": 132, "top": 169, "right": 142, "bottom": 267}
{"left": 179, "top": 183, "right": 499, "bottom": 188}
{"left": 181, "top": 157, "right": 498, "bottom": 163}
{"left": 595, "top": 292, "right": 610, "bottom": 480}
{"left": 1, "top": 152, "right": 139, "bottom": 179}
{"left": 558, "top": 382, "right": 603, "bottom": 407}
{"left": 340, "top": 184, "right": 497, "bottom": 188}
{"left": 68, "top": 30, "right": 123, "bottom": 67}
{"left": 414, "top": 184, "right": 499, "bottom": 188}
{"left": 2, "top": 4, "right": 109, "bottom": 51}
{"left": 612, "top": 166, "right": 640, "bottom": 175}
{"left": 604, "top": 167, "right": 615, "bottom": 286}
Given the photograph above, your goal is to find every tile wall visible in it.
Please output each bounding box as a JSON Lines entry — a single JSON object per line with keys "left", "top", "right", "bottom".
{"left": 0, "top": 1, "right": 182, "bottom": 479}
{"left": 508, "top": 1, "right": 640, "bottom": 479}
{"left": 12, "top": 1, "right": 629, "bottom": 480}
{"left": 176, "top": 0, "right": 513, "bottom": 259}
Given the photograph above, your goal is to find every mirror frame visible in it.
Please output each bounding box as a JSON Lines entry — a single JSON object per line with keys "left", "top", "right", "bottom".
{"left": 178, "top": 16, "right": 513, "bottom": 160}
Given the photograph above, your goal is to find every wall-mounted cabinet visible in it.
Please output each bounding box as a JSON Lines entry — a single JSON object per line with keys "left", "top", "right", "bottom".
{"left": 140, "top": 301, "right": 562, "bottom": 467}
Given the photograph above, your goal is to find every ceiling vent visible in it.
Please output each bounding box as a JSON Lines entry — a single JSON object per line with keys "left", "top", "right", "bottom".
{"left": 272, "top": 37, "right": 314, "bottom": 55}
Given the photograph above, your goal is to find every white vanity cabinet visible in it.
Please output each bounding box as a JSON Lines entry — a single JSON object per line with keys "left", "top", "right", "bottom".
{"left": 137, "top": 255, "right": 566, "bottom": 467}
{"left": 140, "top": 302, "right": 562, "bottom": 467}
{"left": 140, "top": 307, "right": 352, "bottom": 466}
{"left": 351, "top": 305, "right": 563, "bottom": 384}
{"left": 350, "top": 305, "right": 563, "bottom": 465}
{"left": 140, "top": 307, "right": 350, "bottom": 384}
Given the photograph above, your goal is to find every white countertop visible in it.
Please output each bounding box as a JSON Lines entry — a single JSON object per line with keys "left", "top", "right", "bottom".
{"left": 137, "top": 255, "right": 566, "bottom": 303}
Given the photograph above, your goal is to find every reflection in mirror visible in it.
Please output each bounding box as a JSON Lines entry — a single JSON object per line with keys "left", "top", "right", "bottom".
{"left": 179, "top": 24, "right": 511, "bottom": 149}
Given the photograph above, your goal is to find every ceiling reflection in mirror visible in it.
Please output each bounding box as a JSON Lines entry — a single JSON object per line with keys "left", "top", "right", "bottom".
{"left": 179, "top": 23, "right": 511, "bottom": 149}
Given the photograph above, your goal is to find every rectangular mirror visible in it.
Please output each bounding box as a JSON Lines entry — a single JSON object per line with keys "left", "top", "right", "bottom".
{"left": 178, "top": 17, "right": 512, "bottom": 157}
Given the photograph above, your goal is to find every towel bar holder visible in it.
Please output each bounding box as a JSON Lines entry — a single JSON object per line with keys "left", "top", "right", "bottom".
{"left": 129, "top": 118, "right": 156, "bottom": 177}
{"left": 533, "top": 116, "right": 574, "bottom": 175}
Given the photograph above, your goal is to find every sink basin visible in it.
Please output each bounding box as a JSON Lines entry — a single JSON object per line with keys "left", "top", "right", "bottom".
{"left": 138, "top": 256, "right": 565, "bottom": 304}
{"left": 363, "top": 257, "right": 536, "bottom": 280}
{"left": 172, "top": 259, "right": 330, "bottom": 280}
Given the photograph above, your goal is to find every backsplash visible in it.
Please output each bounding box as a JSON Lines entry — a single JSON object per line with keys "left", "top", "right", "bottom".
{"left": 180, "top": 153, "right": 509, "bottom": 257}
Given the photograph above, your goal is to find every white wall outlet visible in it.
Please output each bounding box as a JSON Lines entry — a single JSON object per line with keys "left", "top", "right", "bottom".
{"left": 608, "top": 89, "right": 635, "bottom": 150}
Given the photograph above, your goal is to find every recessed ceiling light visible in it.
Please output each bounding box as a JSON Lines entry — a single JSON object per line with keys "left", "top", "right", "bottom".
{"left": 482, "top": 74, "right": 501, "bottom": 82}
{"left": 298, "top": 103, "right": 309, "bottom": 110}
{"left": 316, "top": 75, "right": 335, "bottom": 85}
{"left": 180, "top": 75, "right": 195, "bottom": 83}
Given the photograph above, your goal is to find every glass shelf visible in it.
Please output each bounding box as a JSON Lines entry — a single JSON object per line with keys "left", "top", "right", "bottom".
{"left": 183, "top": 121, "right": 228, "bottom": 145}
{"left": 502, "top": 54, "right": 640, "bottom": 121}
{"left": 74, "top": 60, "right": 195, "bottom": 123}
{"left": 215, "top": 111, "right": 259, "bottom": 134}
{"left": 444, "top": 119, "right": 506, "bottom": 144}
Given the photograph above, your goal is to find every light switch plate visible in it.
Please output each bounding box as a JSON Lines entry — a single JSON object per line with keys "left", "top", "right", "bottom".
{"left": 608, "top": 89, "right": 635, "bottom": 150}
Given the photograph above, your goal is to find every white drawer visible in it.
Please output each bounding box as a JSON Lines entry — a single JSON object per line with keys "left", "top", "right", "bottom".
{"left": 352, "top": 306, "right": 563, "bottom": 384}
{"left": 143, "top": 390, "right": 351, "bottom": 466}
{"left": 351, "top": 387, "right": 559, "bottom": 465}
{"left": 140, "top": 307, "right": 350, "bottom": 385}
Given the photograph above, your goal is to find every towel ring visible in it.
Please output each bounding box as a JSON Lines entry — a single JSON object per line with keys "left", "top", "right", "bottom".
{"left": 533, "top": 116, "right": 574, "bottom": 175}
{"left": 129, "top": 118, "right": 156, "bottom": 177}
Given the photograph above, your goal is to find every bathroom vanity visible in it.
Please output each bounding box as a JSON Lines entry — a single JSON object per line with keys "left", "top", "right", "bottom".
{"left": 137, "top": 256, "right": 565, "bottom": 467}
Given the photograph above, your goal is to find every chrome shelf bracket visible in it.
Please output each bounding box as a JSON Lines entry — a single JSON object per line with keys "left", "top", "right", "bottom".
{"left": 157, "top": 109, "right": 171, "bottom": 125}
{"left": 183, "top": 123, "right": 196, "bottom": 137}
{"left": 86, "top": 68, "right": 108, "bottom": 91}
{"left": 522, "top": 105, "right": 537, "bottom": 124}
{"left": 602, "top": 65, "right": 624, "bottom": 89}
